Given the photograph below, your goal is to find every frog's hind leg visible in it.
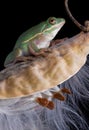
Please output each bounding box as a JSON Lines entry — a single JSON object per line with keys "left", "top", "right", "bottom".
{"left": 13, "top": 48, "right": 35, "bottom": 64}
{"left": 4, "top": 51, "right": 16, "bottom": 67}
{"left": 4, "top": 48, "right": 24, "bottom": 67}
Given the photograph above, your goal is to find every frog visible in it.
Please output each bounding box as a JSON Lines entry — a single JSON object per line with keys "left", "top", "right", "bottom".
{"left": 4, "top": 17, "right": 65, "bottom": 67}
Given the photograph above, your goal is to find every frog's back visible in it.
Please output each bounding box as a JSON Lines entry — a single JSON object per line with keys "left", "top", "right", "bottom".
{"left": 14, "top": 21, "right": 45, "bottom": 49}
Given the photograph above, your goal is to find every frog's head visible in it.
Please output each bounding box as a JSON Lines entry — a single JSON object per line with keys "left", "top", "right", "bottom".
{"left": 42, "top": 17, "right": 65, "bottom": 40}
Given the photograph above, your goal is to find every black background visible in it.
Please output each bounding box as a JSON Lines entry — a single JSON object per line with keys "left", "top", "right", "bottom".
{"left": 0, "top": 0, "right": 89, "bottom": 70}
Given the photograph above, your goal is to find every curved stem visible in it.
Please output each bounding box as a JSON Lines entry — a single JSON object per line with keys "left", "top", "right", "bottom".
{"left": 65, "top": 0, "right": 89, "bottom": 32}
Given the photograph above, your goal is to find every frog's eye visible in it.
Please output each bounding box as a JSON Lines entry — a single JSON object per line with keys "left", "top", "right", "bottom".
{"left": 49, "top": 17, "right": 57, "bottom": 25}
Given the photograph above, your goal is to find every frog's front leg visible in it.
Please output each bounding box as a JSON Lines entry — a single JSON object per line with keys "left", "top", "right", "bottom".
{"left": 29, "top": 43, "right": 51, "bottom": 57}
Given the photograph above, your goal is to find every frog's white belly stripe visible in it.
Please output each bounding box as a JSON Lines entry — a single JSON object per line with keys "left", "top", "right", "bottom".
{"left": 36, "top": 28, "right": 60, "bottom": 49}
{"left": 37, "top": 41, "right": 50, "bottom": 48}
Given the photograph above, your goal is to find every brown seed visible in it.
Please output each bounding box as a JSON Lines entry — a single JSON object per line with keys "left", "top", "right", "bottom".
{"left": 53, "top": 92, "right": 65, "bottom": 101}
{"left": 36, "top": 97, "right": 54, "bottom": 110}
{"left": 46, "top": 101, "right": 54, "bottom": 110}
{"left": 36, "top": 97, "right": 49, "bottom": 106}
{"left": 61, "top": 88, "right": 71, "bottom": 94}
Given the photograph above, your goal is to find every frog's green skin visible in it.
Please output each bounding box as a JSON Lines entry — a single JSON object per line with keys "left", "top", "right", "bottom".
{"left": 4, "top": 17, "right": 65, "bottom": 67}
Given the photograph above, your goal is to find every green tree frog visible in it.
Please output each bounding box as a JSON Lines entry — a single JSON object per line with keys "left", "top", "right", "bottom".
{"left": 4, "top": 17, "right": 65, "bottom": 67}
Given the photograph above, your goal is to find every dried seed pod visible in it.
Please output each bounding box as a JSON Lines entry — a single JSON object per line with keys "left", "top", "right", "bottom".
{"left": 0, "top": 32, "right": 89, "bottom": 99}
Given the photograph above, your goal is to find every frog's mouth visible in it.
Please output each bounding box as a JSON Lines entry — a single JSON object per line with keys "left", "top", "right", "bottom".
{"left": 43, "top": 21, "right": 65, "bottom": 40}
{"left": 44, "top": 21, "right": 65, "bottom": 33}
